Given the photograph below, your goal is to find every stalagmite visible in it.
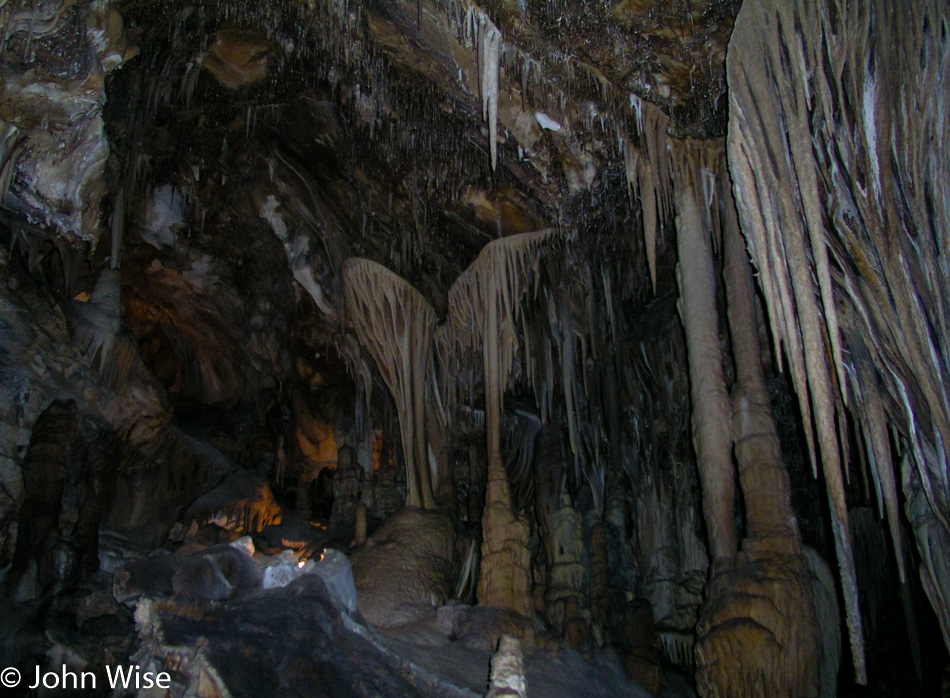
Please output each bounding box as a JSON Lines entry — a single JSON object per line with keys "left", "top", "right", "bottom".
{"left": 443, "top": 229, "right": 556, "bottom": 618}
{"left": 486, "top": 634, "right": 526, "bottom": 698}
{"left": 721, "top": 178, "right": 798, "bottom": 551}
{"left": 342, "top": 258, "right": 436, "bottom": 510}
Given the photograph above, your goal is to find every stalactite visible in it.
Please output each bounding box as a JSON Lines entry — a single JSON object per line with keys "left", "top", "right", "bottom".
{"left": 852, "top": 353, "right": 906, "bottom": 583}
{"left": 728, "top": 0, "right": 950, "bottom": 673}
{"left": 478, "top": 19, "right": 501, "bottom": 171}
{"left": 672, "top": 141, "right": 735, "bottom": 566}
{"left": 622, "top": 141, "right": 658, "bottom": 293}
{"left": 342, "top": 258, "right": 436, "bottom": 510}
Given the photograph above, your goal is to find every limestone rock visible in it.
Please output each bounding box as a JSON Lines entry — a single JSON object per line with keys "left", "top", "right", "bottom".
{"left": 182, "top": 470, "right": 281, "bottom": 535}
{"left": 350, "top": 507, "right": 454, "bottom": 627}
{"left": 486, "top": 634, "right": 526, "bottom": 698}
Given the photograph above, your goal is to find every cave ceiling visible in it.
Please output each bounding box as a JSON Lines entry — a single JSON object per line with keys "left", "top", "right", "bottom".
{"left": 0, "top": 0, "right": 738, "bottom": 427}
{"left": 95, "top": 0, "right": 738, "bottom": 307}
{"left": 0, "top": 0, "right": 744, "bottom": 500}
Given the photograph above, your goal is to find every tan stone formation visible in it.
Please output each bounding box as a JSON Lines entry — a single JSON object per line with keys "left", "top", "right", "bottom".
{"left": 182, "top": 471, "right": 282, "bottom": 536}
{"left": 728, "top": 0, "right": 950, "bottom": 677}
{"left": 696, "top": 170, "right": 822, "bottom": 696}
{"left": 697, "top": 549, "right": 819, "bottom": 698}
{"left": 443, "top": 230, "right": 556, "bottom": 619}
{"left": 672, "top": 140, "right": 736, "bottom": 569}
{"left": 545, "top": 495, "right": 585, "bottom": 633}
{"left": 342, "top": 257, "right": 437, "bottom": 510}
{"left": 349, "top": 507, "right": 454, "bottom": 628}
{"left": 201, "top": 29, "right": 273, "bottom": 90}
{"left": 675, "top": 140, "right": 821, "bottom": 696}
{"left": 353, "top": 500, "right": 368, "bottom": 547}
{"left": 486, "top": 634, "right": 527, "bottom": 698}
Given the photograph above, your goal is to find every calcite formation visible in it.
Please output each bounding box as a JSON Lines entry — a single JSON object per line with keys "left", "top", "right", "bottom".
{"left": 0, "top": 0, "right": 946, "bottom": 696}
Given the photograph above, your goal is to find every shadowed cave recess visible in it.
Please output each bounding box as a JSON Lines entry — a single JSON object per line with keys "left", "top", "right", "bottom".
{"left": 0, "top": 0, "right": 949, "bottom": 696}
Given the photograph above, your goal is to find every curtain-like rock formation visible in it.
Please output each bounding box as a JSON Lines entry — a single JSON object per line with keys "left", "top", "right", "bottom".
{"left": 342, "top": 257, "right": 437, "bottom": 510}
{"left": 728, "top": 0, "right": 950, "bottom": 675}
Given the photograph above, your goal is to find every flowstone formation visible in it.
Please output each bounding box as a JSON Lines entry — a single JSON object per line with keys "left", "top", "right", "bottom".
{"left": 728, "top": 0, "right": 950, "bottom": 683}
{"left": 343, "top": 258, "right": 438, "bottom": 510}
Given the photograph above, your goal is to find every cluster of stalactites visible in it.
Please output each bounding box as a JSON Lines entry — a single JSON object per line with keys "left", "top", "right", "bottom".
{"left": 621, "top": 96, "right": 674, "bottom": 294}
{"left": 436, "top": 229, "right": 556, "bottom": 420}
{"left": 728, "top": 0, "right": 950, "bottom": 675}
{"left": 342, "top": 257, "right": 437, "bottom": 510}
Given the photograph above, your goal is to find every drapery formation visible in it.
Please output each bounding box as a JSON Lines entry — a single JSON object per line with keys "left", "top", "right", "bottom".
{"left": 342, "top": 258, "right": 437, "bottom": 510}
{"left": 728, "top": 0, "right": 950, "bottom": 677}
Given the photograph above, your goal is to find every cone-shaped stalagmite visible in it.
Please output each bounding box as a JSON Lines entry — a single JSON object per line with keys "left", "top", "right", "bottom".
{"left": 721, "top": 180, "right": 799, "bottom": 552}
{"left": 342, "top": 258, "right": 436, "bottom": 510}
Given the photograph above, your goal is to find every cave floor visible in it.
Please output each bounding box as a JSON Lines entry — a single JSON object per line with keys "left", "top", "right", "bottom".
{"left": 379, "top": 631, "right": 697, "bottom": 698}
{"left": 1, "top": 524, "right": 697, "bottom": 698}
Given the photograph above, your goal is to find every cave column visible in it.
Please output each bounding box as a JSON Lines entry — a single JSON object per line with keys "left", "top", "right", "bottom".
{"left": 692, "top": 178, "right": 823, "bottom": 698}
{"left": 722, "top": 181, "right": 800, "bottom": 550}
{"left": 476, "top": 272, "right": 532, "bottom": 618}
{"left": 674, "top": 168, "right": 737, "bottom": 568}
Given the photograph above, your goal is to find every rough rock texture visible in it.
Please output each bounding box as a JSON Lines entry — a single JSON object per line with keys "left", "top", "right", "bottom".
{"left": 486, "top": 634, "right": 527, "bottom": 698}
{"left": 181, "top": 470, "right": 282, "bottom": 535}
{"left": 696, "top": 546, "right": 820, "bottom": 698}
{"left": 350, "top": 507, "right": 455, "bottom": 627}
{"left": 618, "top": 599, "right": 664, "bottom": 697}
{"left": 543, "top": 495, "right": 585, "bottom": 632}
{"left": 437, "top": 603, "right": 536, "bottom": 653}
{"left": 7, "top": 400, "right": 78, "bottom": 599}
{"left": 131, "top": 577, "right": 477, "bottom": 698}
{"left": 0, "top": 0, "right": 136, "bottom": 248}
{"left": 0, "top": 0, "right": 944, "bottom": 694}
{"left": 728, "top": 0, "right": 950, "bottom": 678}
{"left": 330, "top": 445, "right": 364, "bottom": 530}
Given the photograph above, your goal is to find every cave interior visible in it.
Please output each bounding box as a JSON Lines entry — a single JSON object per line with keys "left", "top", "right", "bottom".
{"left": 1, "top": 0, "right": 949, "bottom": 695}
